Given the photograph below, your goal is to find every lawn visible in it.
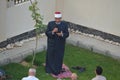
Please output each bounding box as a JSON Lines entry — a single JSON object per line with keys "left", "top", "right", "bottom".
{"left": 0, "top": 44, "right": 120, "bottom": 80}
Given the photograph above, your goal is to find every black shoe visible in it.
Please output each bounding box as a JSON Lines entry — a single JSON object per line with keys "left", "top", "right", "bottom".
{"left": 53, "top": 72, "right": 60, "bottom": 76}
{"left": 61, "top": 68, "right": 66, "bottom": 73}
{"left": 72, "top": 66, "right": 86, "bottom": 73}
{"left": 53, "top": 73, "right": 59, "bottom": 76}
{"left": 71, "top": 66, "right": 82, "bottom": 70}
{"left": 79, "top": 67, "right": 86, "bottom": 73}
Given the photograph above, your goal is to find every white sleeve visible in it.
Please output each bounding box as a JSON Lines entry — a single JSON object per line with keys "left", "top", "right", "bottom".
{"left": 21, "top": 78, "right": 25, "bottom": 80}
{"left": 91, "top": 78, "right": 95, "bottom": 80}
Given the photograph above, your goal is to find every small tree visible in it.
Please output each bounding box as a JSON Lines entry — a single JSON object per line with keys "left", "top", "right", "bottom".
{"left": 29, "top": 0, "right": 43, "bottom": 66}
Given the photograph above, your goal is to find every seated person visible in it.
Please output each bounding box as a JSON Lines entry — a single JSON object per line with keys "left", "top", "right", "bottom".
{"left": 0, "top": 69, "right": 6, "bottom": 80}
{"left": 92, "top": 66, "right": 106, "bottom": 80}
{"left": 21, "top": 68, "right": 39, "bottom": 80}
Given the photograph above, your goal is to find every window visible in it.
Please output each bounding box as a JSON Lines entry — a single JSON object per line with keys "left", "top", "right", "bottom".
{"left": 7, "top": 0, "right": 29, "bottom": 5}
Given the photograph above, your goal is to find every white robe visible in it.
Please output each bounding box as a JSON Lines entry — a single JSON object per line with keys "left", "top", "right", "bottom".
{"left": 22, "top": 76, "right": 39, "bottom": 80}
{"left": 92, "top": 75, "right": 106, "bottom": 80}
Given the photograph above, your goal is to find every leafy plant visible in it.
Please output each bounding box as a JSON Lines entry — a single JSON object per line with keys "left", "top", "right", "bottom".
{"left": 29, "top": 0, "right": 44, "bottom": 66}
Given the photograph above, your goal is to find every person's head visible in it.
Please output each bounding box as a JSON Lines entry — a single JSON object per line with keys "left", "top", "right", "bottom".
{"left": 71, "top": 73, "right": 78, "bottom": 80}
{"left": 95, "top": 66, "right": 103, "bottom": 75}
{"left": 28, "top": 68, "right": 36, "bottom": 76}
{"left": 54, "top": 12, "right": 62, "bottom": 23}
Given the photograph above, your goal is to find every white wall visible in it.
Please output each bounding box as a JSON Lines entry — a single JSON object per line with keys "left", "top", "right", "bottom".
{"left": 6, "top": 2, "right": 34, "bottom": 38}
{"left": 62, "top": 0, "right": 120, "bottom": 36}
{"left": 2, "top": 0, "right": 120, "bottom": 42}
{"left": 0, "top": 0, "right": 7, "bottom": 42}
{"left": 55, "top": 0, "right": 64, "bottom": 15}
{"left": 37, "top": 0, "right": 56, "bottom": 24}
{"left": 5, "top": 0, "right": 56, "bottom": 39}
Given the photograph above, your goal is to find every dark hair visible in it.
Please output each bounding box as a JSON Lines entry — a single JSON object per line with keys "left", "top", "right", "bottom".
{"left": 96, "top": 66, "right": 103, "bottom": 75}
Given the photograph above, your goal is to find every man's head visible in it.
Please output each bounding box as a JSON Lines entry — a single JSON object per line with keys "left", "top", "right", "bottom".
{"left": 28, "top": 68, "right": 36, "bottom": 76}
{"left": 95, "top": 66, "right": 103, "bottom": 75}
{"left": 54, "top": 12, "right": 62, "bottom": 23}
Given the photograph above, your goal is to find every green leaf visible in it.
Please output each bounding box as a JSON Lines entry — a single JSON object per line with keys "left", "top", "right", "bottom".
{"left": 29, "top": 0, "right": 44, "bottom": 37}
{"left": 29, "top": 6, "right": 33, "bottom": 11}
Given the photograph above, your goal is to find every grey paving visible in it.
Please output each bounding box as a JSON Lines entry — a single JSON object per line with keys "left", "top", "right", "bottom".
{"left": 0, "top": 37, "right": 47, "bottom": 65}
{"left": 67, "top": 33, "right": 120, "bottom": 60}
{"left": 0, "top": 33, "right": 120, "bottom": 66}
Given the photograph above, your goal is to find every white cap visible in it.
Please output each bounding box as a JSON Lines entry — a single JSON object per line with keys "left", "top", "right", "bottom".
{"left": 54, "top": 12, "right": 62, "bottom": 18}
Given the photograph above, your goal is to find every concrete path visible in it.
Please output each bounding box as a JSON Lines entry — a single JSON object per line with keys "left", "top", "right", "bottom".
{"left": 0, "top": 37, "right": 47, "bottom": 65}
{"left": 67, "top": 33, "right": 120, "bottom": 60}
{"left": 0, "top": 33, "right": 120, "bottom": 65}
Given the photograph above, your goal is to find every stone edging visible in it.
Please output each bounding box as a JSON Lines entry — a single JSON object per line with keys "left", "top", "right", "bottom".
{"left": 0, "top": 21, "right": 120, "bottom": 49}
{"left": 67, "top": 21, "right": 120, "bottom": 46}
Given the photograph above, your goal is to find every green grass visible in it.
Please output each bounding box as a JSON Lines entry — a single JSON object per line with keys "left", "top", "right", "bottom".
{"left": 0, "top": 44, "right": 120, "bottom": 80}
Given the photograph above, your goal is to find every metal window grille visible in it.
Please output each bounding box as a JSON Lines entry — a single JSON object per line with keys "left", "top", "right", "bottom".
{"left": 7, "top": 0, "right": 29, "bottom": 5}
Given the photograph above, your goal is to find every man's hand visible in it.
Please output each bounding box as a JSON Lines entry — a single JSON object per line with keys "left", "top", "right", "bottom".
{"left": 56, "top": 31, "right": 63, "bottom": 37}
{"left": 52, "top": 28, "right": 58, "bottom": 33}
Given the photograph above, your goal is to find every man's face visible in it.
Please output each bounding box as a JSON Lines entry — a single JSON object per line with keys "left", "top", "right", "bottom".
{"left": 55, "top": 18, "right": 61, "bottom": 23}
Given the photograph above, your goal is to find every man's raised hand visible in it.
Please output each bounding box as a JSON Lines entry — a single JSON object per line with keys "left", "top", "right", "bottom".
{"left": 52, "top": 28, "right": 58, "bottom": 33}
{"left": 56, "top": 31, "right": 63, "bottom": 37}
